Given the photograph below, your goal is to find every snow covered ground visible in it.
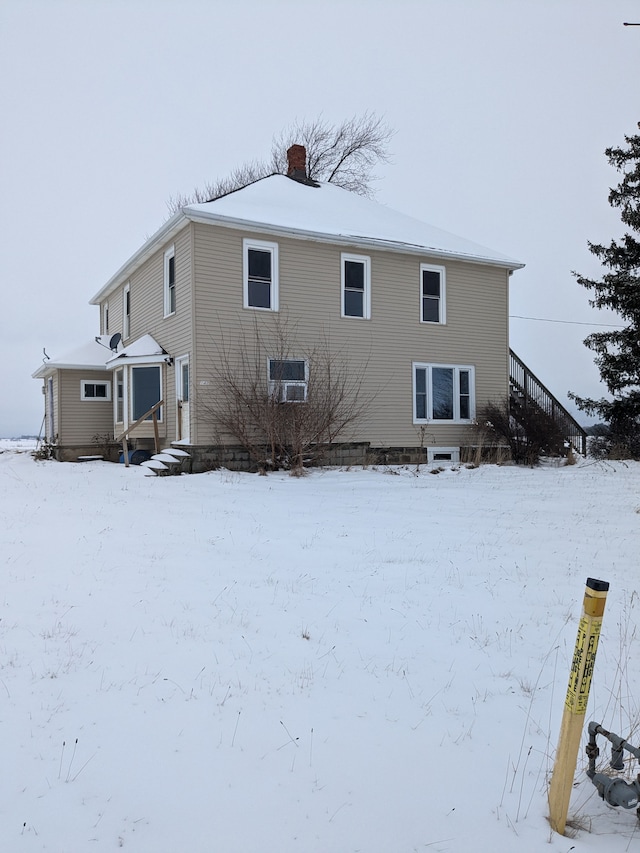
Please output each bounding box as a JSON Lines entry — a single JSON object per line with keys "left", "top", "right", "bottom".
{"left": 1, "top": 440, "right": 639, "bottom": 852}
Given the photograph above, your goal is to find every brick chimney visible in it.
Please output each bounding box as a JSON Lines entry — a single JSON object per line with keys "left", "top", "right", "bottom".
{"left": 287, "top": 144, "right": 307, "bottom": 181}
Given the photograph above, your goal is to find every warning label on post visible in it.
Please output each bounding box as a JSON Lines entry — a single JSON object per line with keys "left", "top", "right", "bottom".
{"left": 564, "top": 616, "right": 602, "bottom": 714}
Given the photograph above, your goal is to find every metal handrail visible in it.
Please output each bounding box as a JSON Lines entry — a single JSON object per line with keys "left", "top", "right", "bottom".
{"left": 509, "top": 350, "right": 587, "bottom": 455}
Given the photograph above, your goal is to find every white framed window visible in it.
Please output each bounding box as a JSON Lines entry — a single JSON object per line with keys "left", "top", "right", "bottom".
{"left": 81, "top": 380, "right": 111, "bottom": 401}
{"left": 164, "top": 245, "right": 176, "bottom": 317}
{"left": 243, "top": 239, "right": 279, "bottom": 311}
{"left": 123, "top": 282, "right": 131, "bottom": 340}
{"left": 427, "top": 447, "right": 460, "bottom": 464}
{"left": 268, "top": 358, "right": 308, "bottom": 403}
{"left": 413, "top": 363, "right": 474, "bottom": 423}
{"left": 131, "top": 365, "right": 162, "bottom": 421}
{"left": 115, "top": 368, "right": 124, "bottom": 423}
{"left": 420, "top": 264, "right": 446, "bottom": 324}
{"left": 341, "top": 253, "right": 371, "bottom": 319}
{"left": 103, "top": 302, "right": 109, "bottom": 335}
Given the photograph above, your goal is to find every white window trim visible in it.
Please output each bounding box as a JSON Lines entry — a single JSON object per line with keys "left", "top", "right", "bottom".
{"left": 115, "top": 368, "right": 125, "bottom": 425}
{"left": 427, "top": 447, "right": 460, "bottom": 464}
{"left": 130, "top": 364, "right": 163, "bottom": 423}
{"left": 103, "top": 301, "right": 109, "bottom": 335}
{"left": 81, "top": 379, "right": 112, "bottom": 401}
{"left": 163, "top": 245, "right": 176, "bottom": 317}
{"left": 420, "top": 263, "right": 446, "bottom": 325}
{"left": 267, "top": 357, "right": 308, "bottom": 403}
{"left": 123, "top": 282, "right": 131, "bottom": 340}
{"left": 243, "top": 238, "right": 279, "bottom": 311}
{"left": 412, "top": 362, "right": 475, "bottom": 424}
{"left": 341, "top": 253, "right": 371, "bottom": 319}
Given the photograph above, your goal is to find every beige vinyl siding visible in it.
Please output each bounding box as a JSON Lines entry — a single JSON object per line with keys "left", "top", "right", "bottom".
{"left": 98, "top": 225, "right": 194, "bottom": 443}
{"left": 191, "top": 223, "right": 510, "bottom": 448}
{"left": 57, "top": 370, "right": 113, "bottom": 444}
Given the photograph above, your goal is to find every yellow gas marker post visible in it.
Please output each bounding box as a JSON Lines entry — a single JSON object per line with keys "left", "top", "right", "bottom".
{"left": 548, "top": 577, "right": 609, "bottom": 835}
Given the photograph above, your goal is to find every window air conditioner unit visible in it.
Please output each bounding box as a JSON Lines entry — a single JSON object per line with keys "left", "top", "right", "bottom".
{"left": 278, "top": 382, "right": 307, "bottom": 403}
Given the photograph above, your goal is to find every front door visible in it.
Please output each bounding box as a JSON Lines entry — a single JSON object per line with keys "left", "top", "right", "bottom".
{"left": 175, "top": 356, "right": 190, "bottom": 442}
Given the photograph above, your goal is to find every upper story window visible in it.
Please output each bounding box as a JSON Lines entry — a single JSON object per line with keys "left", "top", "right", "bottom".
{"left": 420, "top": 264, "right": 446, "bottom": 324}
{"left": 341, "top": 253, "right": 371, "bottom": 319}
{"left": 123, "top": 282, "right": 131, "bottom": 340}
{"left": 164, "top": 245, "right": 176, "bottom": 317}
{"left": 243, "top": 239, "right": 279, "bottom": 311}
{"left": 413, "top": 363, "right": 474, "bottom": 423}
{"left": 268, "top": 358, "right": 308, "bottom": 403}
{"left": 103, "top": 302, "right": 109, "bottom": 335}
{"left": 81, "top": 380, "right": 111, "bottom": 401}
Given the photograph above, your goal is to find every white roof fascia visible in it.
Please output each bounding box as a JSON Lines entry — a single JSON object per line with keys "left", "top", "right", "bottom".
{"left": 32, "top": 361, "right": 109, "bottom": 379}
{"left": 183, "top": 209, "right": 525, "bottom": 271}
{"left": 105, "top": 354, "right": 169, "bottom": 369}
{"left": 89, "top": 211, "right": 189, "bottom": 305}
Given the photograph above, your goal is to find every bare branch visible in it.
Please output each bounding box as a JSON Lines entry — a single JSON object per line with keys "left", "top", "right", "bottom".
{"left": 200, "top": 318, "right": 373, "bottom": 473}
{"left": 167, "top": 112, "right": 394, "bottom": 215}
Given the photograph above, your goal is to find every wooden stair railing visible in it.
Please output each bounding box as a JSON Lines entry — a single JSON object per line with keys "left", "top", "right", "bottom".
{"left": 115, "top": 400, "right": 164, "bottom": 467}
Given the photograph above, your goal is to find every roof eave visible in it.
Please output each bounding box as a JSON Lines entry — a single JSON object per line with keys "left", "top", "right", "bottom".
{"left": 32, "top": 362, "right": 109, "bottom": 379}
{"left": 89, "top": 210, "right": 189, "bottom": 305}
{"left": 184, "top": 209, "right": 525, "bottom": 271}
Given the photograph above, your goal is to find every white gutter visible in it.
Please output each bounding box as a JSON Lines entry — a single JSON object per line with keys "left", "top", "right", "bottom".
{"left": 89, "top": 202, "right": 524, "bottom": 306}
{"left": 89, "top": 210, "right": 189, "bottom": 305}
{"left": 184, "top": 210, "right": 525, "bottom": 271}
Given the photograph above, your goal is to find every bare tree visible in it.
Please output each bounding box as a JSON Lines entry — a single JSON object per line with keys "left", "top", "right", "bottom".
{"left": 166, "top": 113, "right": 393, "bottom": 214}
{"left": 201, "top": 319, "right": 372, "bottom": 473}
{"left": 270, "top": 112, "right": 393, "bottom": 196}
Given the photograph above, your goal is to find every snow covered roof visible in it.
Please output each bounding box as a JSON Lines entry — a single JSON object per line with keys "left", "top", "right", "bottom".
{"left": 106, "top": 334, "right": 168, "bottom": 367}
{"left": 32, "top": 338, "right": 112, "bottom": 378}
{"left": 90, "top": 175, "right": 523, "bottom": 304}
{"left": 185, "top": 176, "right": 524, "bottom": 269}
{"left": 32, "top": 335, "right": 168, "bottom": 378}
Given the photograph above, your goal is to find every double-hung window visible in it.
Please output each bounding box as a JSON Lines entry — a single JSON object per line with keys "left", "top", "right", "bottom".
{"left": 413, "top": 363, "right": 474, "bottom": 423}
{"left": 420, "top": 264, "right": 446, "bottom": 324}
{"left": 244, "top": 239, "right": 279, "bottom": 311}
{"left": 164, "top": 245, "right": 176, "bottom": 316}
{"left": 341, "top": 253, "right": 371, "bottom": 319}
{"left": 123, "top": 283, "right": 131, "bottom": 340}
{"left": 268, "top": 358, "right": 308, "bottom": 403}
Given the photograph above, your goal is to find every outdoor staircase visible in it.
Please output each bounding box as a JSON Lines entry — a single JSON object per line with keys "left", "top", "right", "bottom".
{"left": 509, "top": 349, "right": 587, "bottom": 455}
{"left": 140, "top": 446, "right": 191, "bottom": 476}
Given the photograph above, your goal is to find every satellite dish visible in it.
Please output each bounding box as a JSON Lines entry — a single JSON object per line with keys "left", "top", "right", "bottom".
{"left": 109, "top": 333, "right": 122, "bottom": 351}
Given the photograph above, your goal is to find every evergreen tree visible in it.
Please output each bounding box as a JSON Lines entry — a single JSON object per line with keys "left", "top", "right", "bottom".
{"left": 570, "top": 123, "right": 640, "bottom": 457}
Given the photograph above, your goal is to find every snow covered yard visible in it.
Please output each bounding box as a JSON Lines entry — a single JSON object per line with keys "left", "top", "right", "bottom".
{"left": 1, "top": 442, "right": 639, "bottom": 852}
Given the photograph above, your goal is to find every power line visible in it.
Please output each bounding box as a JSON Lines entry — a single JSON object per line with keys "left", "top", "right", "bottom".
{"left": 509, "top": 314, "right": 624, "bottom": 327}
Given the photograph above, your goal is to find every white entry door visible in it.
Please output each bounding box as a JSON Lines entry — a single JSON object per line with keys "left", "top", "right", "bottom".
{"left": 175, "top": 356, "right": 190, "bottom": 442}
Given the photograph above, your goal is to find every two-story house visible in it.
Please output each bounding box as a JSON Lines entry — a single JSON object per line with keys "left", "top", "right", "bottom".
{"left": 33, "top": 146, "right": 525, "bottom": 470}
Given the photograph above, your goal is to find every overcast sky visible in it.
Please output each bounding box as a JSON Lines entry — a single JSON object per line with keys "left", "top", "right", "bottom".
{"left": 2, "top": 0, "right": 639, "bottom": 437}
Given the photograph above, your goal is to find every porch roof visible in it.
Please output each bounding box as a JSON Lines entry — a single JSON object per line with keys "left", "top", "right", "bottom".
{"left": 105, "top": 334, "right": 169, "bottom": 368}
{"left": 32, "top": 339, "right": 112, "bottom": 379}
